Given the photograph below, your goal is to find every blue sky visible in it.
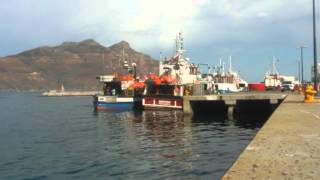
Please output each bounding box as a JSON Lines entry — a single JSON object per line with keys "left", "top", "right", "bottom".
{"left": 0, "top": 0, "right": 318, "bottom": 82}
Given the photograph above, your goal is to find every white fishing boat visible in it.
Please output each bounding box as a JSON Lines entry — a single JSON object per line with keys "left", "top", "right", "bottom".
{"left": 264, "top": 57, "right": 282, "bottom": 90}
{"left": 142, "top": 32, "right": 200, "bottom": 109}
{"left": 264, "top": 57, "right": 300, "bottom": 91}
{"left": 211, "top": 56, "right": 248, "bottom": 93}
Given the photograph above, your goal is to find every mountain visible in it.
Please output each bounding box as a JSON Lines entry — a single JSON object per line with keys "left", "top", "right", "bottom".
{"left": 0, "top": 39, "right": 159, "bottom": 90}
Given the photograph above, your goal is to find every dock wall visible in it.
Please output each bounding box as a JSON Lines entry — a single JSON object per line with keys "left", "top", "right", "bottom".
{"left": 183, "top": 93, "right": 286, "bottom": 118}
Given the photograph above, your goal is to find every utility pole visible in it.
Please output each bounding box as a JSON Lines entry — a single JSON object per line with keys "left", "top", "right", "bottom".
{"left": 312, "top": 0, "right": 318, "bottom": 90}
{"left": 298, "top": 60, "right": 301, "bottom": 83}
{"left": 298, "top": 46, "right": 306, "bottom": 84}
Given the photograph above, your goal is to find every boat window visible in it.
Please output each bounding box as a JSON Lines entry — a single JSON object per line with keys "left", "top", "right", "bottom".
{"left": 158, "top": 85, "right": 175, "bottom": 95}
{"left": 190, "top": 67, "right": 197, "bottom": 75}
{"left": 103, "top": 81, "right": 122, "bottom": 96}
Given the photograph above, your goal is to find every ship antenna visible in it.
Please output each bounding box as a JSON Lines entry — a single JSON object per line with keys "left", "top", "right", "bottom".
{"left": 222, "top": 60, "right": 225, "bottom": 76}
{"left": 176, "top": 32, "right": 185, "bottom": 55}
{"left": 175, "top": 33, "right": 179, "bottom": 54}
{"left": 272, "top": 56, "right": 279, "bottom": 75}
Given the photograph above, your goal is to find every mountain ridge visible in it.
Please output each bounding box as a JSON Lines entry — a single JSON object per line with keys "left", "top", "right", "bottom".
{"left": 0, "top": 39, "right": 158, "bottom": 90}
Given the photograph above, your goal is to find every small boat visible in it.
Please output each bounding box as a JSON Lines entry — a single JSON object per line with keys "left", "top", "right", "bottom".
{"left": 264, "top": 57, "right": 282, "bottom": 90}
{"left": 264, "top": 57, "right": 300, "bottom": 91}
{"left": 211, "top": 56, "right": 248, "bottom": 93}
{"left": 93, "top": 74, "right": 144, "bottom": 111}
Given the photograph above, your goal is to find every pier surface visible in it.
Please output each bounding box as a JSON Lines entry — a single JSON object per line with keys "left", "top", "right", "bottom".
{"left": 223, "top": 94, "right": 320, "bottom": 179}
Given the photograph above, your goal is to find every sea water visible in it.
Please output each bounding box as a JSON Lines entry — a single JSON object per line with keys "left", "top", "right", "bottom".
{"left": 0, "top": 92, "right": 264, "bottom": 179}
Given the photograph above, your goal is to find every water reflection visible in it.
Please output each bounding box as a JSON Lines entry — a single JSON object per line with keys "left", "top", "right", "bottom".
{"left": 122, "top": 110, "right": 193, "bottom": 155}
{"left": 93, "top": 109, "right": 263, "bottom": 179}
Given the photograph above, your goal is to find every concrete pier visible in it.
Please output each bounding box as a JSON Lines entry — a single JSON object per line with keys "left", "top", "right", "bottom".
{"left": 222, "top": 95, "right": 320, "bottom": 179}
{"left": 183, "top": 93, "right": 286, "bottom": 115}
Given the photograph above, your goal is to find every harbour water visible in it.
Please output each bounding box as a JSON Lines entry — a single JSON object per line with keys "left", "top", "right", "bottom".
{"left": 0, "top": 92, "right": 266, "bottom": 179}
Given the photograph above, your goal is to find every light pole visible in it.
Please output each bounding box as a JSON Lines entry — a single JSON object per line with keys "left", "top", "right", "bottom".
{"left": 298, "top": 46, "right": 306, "bottom": 84}
{"left": 298, "top": 60, "right": 301, "bottom": 83}
{"left": 312, "top": 0, "right": 318, "bottom": 90}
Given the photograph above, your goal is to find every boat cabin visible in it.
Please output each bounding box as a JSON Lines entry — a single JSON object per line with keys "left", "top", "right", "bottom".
{"left": 96, "top": 75, "right": 122, "bottom": 96}
{"left": 103, "top": 80, "right": 122, "bottom": 96}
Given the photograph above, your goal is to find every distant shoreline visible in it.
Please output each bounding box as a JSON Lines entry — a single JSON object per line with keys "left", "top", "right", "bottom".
{"left": 41, "top": 90, "right": 101, "bottom": 96}
{"left": 0, "top": 89, "right": 98, "bottom": 93}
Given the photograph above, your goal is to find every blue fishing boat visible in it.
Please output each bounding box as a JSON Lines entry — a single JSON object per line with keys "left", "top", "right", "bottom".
{"left": 93, "top": 96, "right": 140, "bottom": 110}
{"left": 93, "top": 75, "right": 143, "bottom": 111}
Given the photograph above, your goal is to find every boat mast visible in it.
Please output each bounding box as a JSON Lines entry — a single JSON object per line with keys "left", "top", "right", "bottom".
{"left": 312, "top": 0, "right": 318, "bottom": 90}
{"left": 219, "top": 58, "right": 222, "bottom": 74}
{"left": 229, "top": 55, "right": 232, "bottom": 73}
{"left": 175, "top": 32, "right": 184, "bottom": 56}
{"left": 222, "top": 61, "right": 225, "bottom": 76}
{"left": 159, "top": 52, "right": 163, "bottom": 76}
{"left": 271, "top": 57, "right": 279, "bottom": 75}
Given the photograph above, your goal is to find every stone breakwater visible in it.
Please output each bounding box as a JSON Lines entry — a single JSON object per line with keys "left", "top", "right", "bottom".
{"left": 41, "top": 90, "right": 99, "bottom": 96}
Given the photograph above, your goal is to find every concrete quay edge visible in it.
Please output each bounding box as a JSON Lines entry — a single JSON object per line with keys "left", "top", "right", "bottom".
{"left": 222, "top": 94, "right": 320, "bottom": 180}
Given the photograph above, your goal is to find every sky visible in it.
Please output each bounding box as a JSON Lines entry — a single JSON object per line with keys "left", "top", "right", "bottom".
{"left": 0, "top": 0, "right": 319, "bottom": 82}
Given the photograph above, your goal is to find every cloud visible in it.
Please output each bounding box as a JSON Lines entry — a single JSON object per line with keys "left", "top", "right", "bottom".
{"left": 72, "top": 0, "right": 210, "bottom": 50}
{"left": 0, "top": 0, "right": 316, "bottom": 81}
{"left": 0, "top": 0, "right": 312, "bottom": 49}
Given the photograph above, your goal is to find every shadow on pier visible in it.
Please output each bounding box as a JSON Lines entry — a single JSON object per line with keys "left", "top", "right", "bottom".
{"left": 190, "top": 99, "right": 283, "bottom": 128}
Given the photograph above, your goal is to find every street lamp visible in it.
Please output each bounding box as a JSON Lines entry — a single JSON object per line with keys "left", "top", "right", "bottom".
{"left": 312, "top": 0, "right": 318, "bottom": 90}
{"left": 297, "top": 60, "right": 301, "bottom": 83}
{"left": 298, "top": 46, "right": 306, "bottom": 84}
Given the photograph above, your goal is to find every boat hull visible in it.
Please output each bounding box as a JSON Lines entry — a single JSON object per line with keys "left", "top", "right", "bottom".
{"left": 215, "top": 83, "right": 242, "bottom": 93}
{"left": 142, "top": 95, "right": 183, "bottom": 109}
{"left": 93, "top": 95, "right": 142, "bottom": 111}
{"left": 248, "top": 83, "right": 265, "bottom": 91}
